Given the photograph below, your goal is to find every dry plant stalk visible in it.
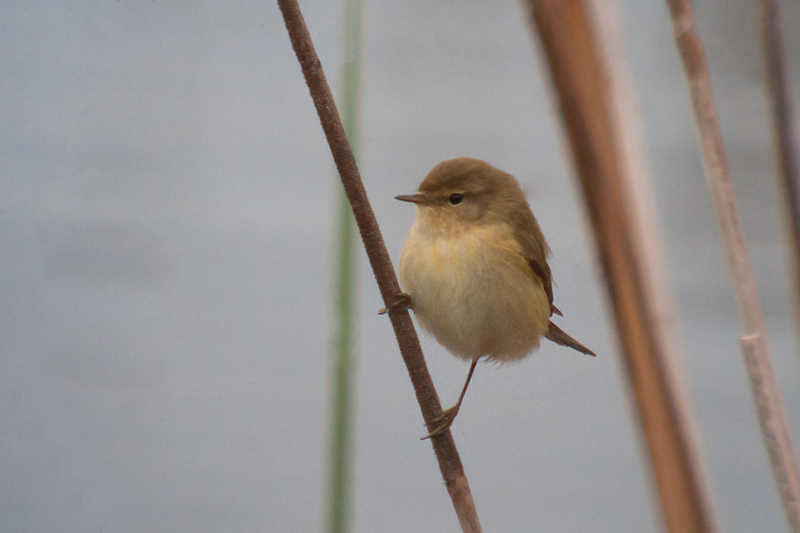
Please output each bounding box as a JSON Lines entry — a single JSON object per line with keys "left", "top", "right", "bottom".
{"left": 524, "top": 1, "right": 717, "bottom": 532}
{"left": 758, "top": 0, "right": 800, "bottom": 350}
{"left": 665, "top": 0, "right": 800, "bottom": 530}
{"left": 276, "top": 0, "right": 482, "bottom": 531}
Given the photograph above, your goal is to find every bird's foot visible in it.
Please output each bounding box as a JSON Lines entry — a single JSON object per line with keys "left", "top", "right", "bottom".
{"left": 421, "top": 405, "right": 461, "bottom": 440}
{"left": 378, "top": 293, "right": 411, "bottom": 315}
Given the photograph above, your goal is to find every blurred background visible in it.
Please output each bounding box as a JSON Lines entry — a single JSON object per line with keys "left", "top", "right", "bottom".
{"left": 2, "top": 0, "right": 800, "bottom": 531}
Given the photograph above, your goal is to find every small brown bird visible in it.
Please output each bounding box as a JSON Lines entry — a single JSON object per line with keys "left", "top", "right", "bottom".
{"left": 386, "top": 158, "right": 595, "bottom": 438}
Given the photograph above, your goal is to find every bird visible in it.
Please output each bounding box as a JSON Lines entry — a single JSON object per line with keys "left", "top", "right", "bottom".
{"left": 382, "top": 157, "right": 595, "bottom": 439}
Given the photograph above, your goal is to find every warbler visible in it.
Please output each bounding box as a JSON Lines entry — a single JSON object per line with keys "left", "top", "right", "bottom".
{"left": 386, "top": 157, "right": 595, "bottom": 438}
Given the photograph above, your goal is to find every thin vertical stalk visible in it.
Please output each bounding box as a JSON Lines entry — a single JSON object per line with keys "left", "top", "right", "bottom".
{"left": 277, "top": 1, "right": 482, "bottom": 531}
{"left": 757, "top": 0, "right": 800, "bottom": 357}
{"left": 523, "top": 1, "right": 718, "bottom": 532}
{"left": 326, "top": 0, "right": 366, "bottom": 530}
{"left": 328, "top": 189, "right": 357, "bottom": 533}
{"left": 665, "top": 0, "right": 800, "bottom": 530}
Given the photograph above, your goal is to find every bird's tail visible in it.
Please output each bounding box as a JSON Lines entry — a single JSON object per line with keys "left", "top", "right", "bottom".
{"left": 545, "top": 321, "right": 596, "bottom": 357}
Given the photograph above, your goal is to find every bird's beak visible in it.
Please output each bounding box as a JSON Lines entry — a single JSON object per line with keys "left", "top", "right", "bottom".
{"left": 395, "top": 193, "right": 431, "bottom": 206}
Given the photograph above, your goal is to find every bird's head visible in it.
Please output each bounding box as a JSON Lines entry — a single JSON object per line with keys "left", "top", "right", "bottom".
{"left": 396, "top": 158, "right": 529, "bottom": 234}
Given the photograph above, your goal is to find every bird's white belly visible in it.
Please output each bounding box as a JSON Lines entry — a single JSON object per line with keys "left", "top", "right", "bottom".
{"left": 398, "top": 223, "right": 550, "bottom": 363}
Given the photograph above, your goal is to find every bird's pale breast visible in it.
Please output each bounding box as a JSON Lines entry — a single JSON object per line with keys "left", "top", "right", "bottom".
{"left": 398, "top": 220, "right": 551, "bottom": 363}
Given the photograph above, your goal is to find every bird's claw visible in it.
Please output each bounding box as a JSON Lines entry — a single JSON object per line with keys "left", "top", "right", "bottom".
{"left": 378, "top": 293, "right": 411, "bottom": 315}
{"left": 420, "top": 405, "right": 461, "bottom": 440}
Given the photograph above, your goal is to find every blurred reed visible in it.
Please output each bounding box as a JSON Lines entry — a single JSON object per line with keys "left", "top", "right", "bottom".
{"left": 664, "top": 0, "right": 800, "bottom": 530}
{"left": 757, "top": 0, "right": 800, "bottom": 358}
{"left": 325, "top": 0, "right": 366, "bottom": 530}
{"left": 523, "top": 1, "right": 718, "bottom": 532}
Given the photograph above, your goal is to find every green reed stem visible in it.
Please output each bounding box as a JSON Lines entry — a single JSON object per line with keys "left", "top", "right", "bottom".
{"left": 326, "top": 0, "right": 365, "bottom": 531}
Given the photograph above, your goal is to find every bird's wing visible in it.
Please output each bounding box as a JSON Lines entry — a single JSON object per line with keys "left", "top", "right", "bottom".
{"left": 514, "top": 221, "right": 560, "bottom": 317}
{"left": 527, "top": 257, "right": 561, "bottom": 317}
{"left": 506, "top": 199, "right": 561, "bottom": 317}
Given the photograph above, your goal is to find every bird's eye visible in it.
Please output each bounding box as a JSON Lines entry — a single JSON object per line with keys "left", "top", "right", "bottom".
{"left": 448, "top": 193, "right": 464, "bottom": 206}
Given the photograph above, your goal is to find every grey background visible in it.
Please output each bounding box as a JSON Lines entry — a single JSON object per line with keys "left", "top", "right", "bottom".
{"left": 2, "top": 0, "right": 800, "bottom": 531}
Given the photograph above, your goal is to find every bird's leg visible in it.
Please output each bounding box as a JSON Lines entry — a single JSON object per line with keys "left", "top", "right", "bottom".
{"left": 421, "top": 358, "right": 479, "bottom": 440}
{"left": 378, "top": 293, "right": 411, "bottom": 315}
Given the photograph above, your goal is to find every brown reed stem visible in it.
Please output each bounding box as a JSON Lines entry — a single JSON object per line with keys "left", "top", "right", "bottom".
{"left": 758, "top": 0, "right": 800, "bottom": 356}
{"left": 524, "top": 1, "right": 717, "bottom": 532}
{"left": 276, "top": 1, "right": 482, "bottom": 531}
{"left": 665, "top": 0, "right": 800, "bottom": 530}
